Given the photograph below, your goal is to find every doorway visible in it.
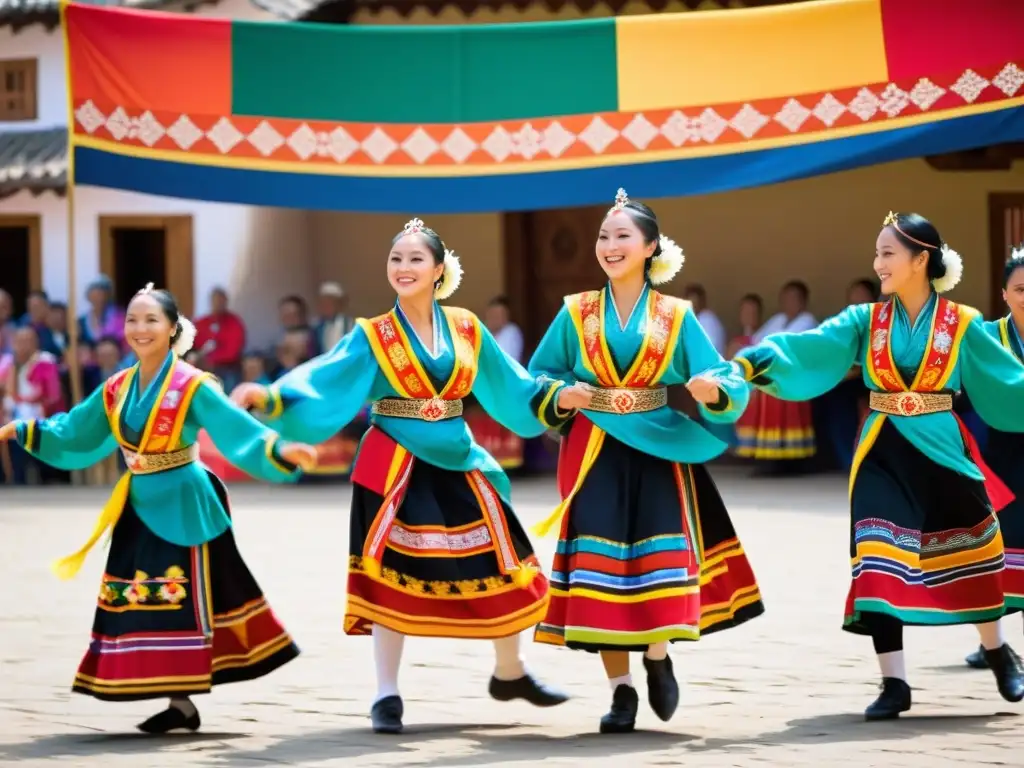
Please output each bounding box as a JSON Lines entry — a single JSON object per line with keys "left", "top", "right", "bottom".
{"left": 988, "top": 194, "right": 1024, "bottom": 319}
{"left": 0, "top": 214, "right": 42, "bottom": 317}
{"left": 504, "top": 205, "right": 609, "bottom": 356}
{"left": 99, "top": 216, "right": 194, "bottom": 317}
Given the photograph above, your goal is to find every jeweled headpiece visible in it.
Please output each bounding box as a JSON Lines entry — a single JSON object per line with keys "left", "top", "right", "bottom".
{"left": 403, "top": 217, "right": 425, "bottom": 235}
{"left": 883, "top": 211, "right": 898, "bottom": 227}
{"left": 138, "top": 282, "right": 155, "bottom": 295}
{"left": 609, "top": 188, "right": 629, "bottom": 215}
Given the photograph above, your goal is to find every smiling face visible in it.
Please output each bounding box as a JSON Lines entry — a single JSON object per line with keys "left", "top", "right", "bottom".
{"left": 874, "top": 226, "right": 929, "bottom": 296}
{"left": 596, "top": 210, "right": 656, "bottom": 282}
{"left": 387, "top": 233, "right": 444, "bottom": 300}
{"left": 1004, "top": 266, "right": 1024, "bottom": 316}
{"left": 125, "top": 293, "right": 174, "bottom": 361}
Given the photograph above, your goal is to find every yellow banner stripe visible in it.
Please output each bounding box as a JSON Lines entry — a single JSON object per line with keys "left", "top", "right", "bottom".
{"left": 615, "top": 0, "right": 890, "bottom": 113}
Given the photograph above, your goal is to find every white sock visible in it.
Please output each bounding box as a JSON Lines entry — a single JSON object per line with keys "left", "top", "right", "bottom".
{"left": 609, "top": 674, "right": 634, "bottom": 690}
{"left": 877, "top": 651, "right": 907, "bottom": 682}
{"left": 169, "top": 697, "right": 197, "bottom": 717}
{"left": 492, "top": 633, "right": 526, "bottom": 681}
{"left": 976, "top": 619, "right": 1005, "bottom": 651}
{"left": 644, "top": 641, "right": 669, "bottom": 661}
{"left": 372, "top": 624, "right": 405, "bottom": 703}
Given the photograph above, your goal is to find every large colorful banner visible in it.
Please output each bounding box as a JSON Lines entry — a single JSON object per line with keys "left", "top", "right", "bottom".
{"left": 64, "top": 0, "right": 1024, "bottom": 213}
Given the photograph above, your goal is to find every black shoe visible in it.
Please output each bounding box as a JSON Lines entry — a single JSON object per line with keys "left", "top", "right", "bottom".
{"left": 370, "top": 695, "right": 404, "bottom": 734}
{"left": 137, "top": 706, "right": 201, "bottom": 734}
{"left": 642, "top": 655, "right": 680, "bottom": 722}
{"left": 864, "top": 677, "right": 912, "bottom": 721}
{"left": 966, "top": 645, "right": 989, "bottom": 669}
{"left": 489, "top": 673, "right": 569, "bottom": 707}
{"left": 984, "top": 644, "right": 1024, "bottom": 703}
{"left": 599, "top": 684, "right": 639, "bottom": 734}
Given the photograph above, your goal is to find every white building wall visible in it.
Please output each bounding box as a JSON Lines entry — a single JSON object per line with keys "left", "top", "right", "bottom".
{"left": 0, "top": 0, "right": 311, "bottom": 347}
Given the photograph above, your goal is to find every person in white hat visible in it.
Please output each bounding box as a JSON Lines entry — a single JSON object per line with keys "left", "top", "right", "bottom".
{"left": 315, "top": 281, "right": 353, "bottom": 354}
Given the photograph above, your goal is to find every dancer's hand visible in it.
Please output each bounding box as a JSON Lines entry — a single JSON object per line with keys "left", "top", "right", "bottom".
{"left": 0, "top": 422, "right": 14, "bottom": 442}
{"left": 557, "top": 382, "right": 594, "bottom": 411}
{"left": 230, "top": 383, "right": 268, "bottom": 411}
{"left": 686, "top": 375, "right": 722, "bottom": 405}
{"left": 278, "top": 442, "right": 319, "bottom": 472}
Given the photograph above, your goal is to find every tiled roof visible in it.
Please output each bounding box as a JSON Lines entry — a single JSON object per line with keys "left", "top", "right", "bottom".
{"left": 249, "top": 0, "right": 798, "bottom": 22}
{"left": 0, "top": 127, "right": 66, "bottom": 198}
{"left": 0, "top": 0, "right": 219, "bottom": 30}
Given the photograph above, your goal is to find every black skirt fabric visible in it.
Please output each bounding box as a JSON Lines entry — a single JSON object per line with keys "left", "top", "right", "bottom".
{"left": 73, "top": 472, "right": 299, "bottom": 701}
{"left": 845, "top": 420, "right": 1009, "bottom": 635}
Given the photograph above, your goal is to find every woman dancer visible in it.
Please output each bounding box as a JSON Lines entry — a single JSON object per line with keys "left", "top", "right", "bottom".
{"left": 963, "top": 246, "right": 1024, "bottom": 670}
{"left": 528, "top": 189, "right": 764, "bottom": 734}
{"left": 0, "top": 284, "right": 317, "bottom": 733}
{"left": 709, "top": 212, "right": 1024, "bottom": 719}
{"left": 231, "top": 218, "right": 591, "bottom": 734}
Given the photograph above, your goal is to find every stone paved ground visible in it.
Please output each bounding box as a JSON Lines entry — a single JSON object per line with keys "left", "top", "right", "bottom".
{"left": 1, "top": 468, "right": 1022, "bottom": 767}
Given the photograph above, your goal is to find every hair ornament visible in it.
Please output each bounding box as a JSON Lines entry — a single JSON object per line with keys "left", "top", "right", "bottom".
{"left": 172, "top": 315, "right": 197, "bottom": 357}
{"left": 1010, "top": 243, "right": 1024, "bottom": 262}
{"left": 932, "top": 244, "right": 962, "bottom": 294}
{"left": 882, "top": 211, "right": 899, "bottom": 228}
{"left": 609, "top": 187, "right": 629, "bottom": 215}
{"left": 648, "top": 234, "right": 685, "bottom": 286}
{"left": 434, "top": 247, "right": 463, "bottom": 301}
{"left": 403, "top": 217, "right": 425, "bottom": 235}
{"left": 138, "top": 282, "right": 155, "bottom": 295}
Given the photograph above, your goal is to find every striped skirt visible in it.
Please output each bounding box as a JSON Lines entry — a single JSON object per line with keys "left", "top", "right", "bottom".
{"left": 73, "top": 474, "right": 299, "bottom": 701}
{"left": 983, "top": 428, "right": 1024, "bottom": 613}
{"left": 535, "top": 416, "right": 764, "bottom": 651}
{"left": 735, "top": 389, "right": 816, "bottom": 461}
{"left": 845, "top": 420, "right": 1012, "bottom": 634}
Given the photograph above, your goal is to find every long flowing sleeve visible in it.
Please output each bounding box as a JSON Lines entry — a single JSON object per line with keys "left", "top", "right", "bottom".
{"left": 190, "top": 380, "right": 301, "bottom": 483}
{"left": 678, "top": 309, "right": 749, "bottom": 424}
{"left": 14, "top": 387, "right": 117, "bottom": 470}
{"left": 260, "top": 327, "right": 378, "bottom": 444}
{"left": 960, "top": 315, "right": 1024, "bottom": 432}
{"left": 527, "top": 305, "right": 576, "bottom": 381}
{"left": 719, "top": 305, "right": 868, "bottom": 402}
{"left": 474, "top": 324, "right": 573, "bottom": 435}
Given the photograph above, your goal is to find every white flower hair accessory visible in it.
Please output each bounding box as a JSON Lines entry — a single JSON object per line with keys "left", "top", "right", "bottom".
{"left": 932, "top": 244, "right": 963, "bottom": 294}
{"left": 648, "top": 234, "right": 685, "bottom": 286}
{"left": 172, "top": 316, "right": 197, "bottom": 357}
{"left": 434, "top": 248, "right": 463, "bottom": 300}
{"left": 1011, "top": 243, "right": 1024, "bottom": 261}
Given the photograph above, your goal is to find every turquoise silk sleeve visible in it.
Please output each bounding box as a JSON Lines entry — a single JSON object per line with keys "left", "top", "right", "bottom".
{"left": 527, "top": 305, "right": 577, "bottom": 382}
{"left": 190, "top": 381, "right": 301, "bottom": 483}
{"left": 472, "top": 324, "right": 573, "bottom": 434}
{"left": 960, "top": 315, "right": 1024, "bottom": 432}
{"left": 263, "top": 328, "right": 379, "bottom": 445}
{"left": 726, "top": 305, "right": 870, "bottom": 401}
{"left": 677, "top": 310, "right": 749, "bottom": 424}
{"left": 15, "top": 387, "right": 118, "bottom": 471}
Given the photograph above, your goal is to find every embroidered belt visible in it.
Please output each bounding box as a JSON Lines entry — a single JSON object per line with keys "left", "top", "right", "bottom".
{"left": 869, "top": 391, "right": 953, "bottom": 417}
{"left": 586, "top": 386, "right": 668, "bottom": 415}
{"left": 120, "top": 444, "right": 199, "bottom": 475}
{"left": 372, "top": 397, "right": 463, "bottom": 422}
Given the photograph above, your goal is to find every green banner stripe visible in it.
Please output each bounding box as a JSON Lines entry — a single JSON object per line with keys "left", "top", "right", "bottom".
{"left": 230, "top": 19, "right": 618, "bottom": 124}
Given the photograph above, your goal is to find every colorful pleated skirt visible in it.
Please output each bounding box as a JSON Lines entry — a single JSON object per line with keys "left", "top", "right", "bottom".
{"left": 344, "top": 426, "right": 549, "bottom": 639}
{"left": 73, "top": 474, "right": 299, "bottom": 701}
{"left": 535, "top": 415, "right": 764, "bottom": 651}
{"left": 983, "top": 428, "right": 1024, "bottom": 613}
{"left": 734, "top": 389, "right": 816, "bottom": 461}
{"left": 845, "top": 419, "right": 1014, "bottom": 634}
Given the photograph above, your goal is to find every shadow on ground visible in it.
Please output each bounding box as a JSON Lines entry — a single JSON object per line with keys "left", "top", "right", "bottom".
{"left": 2, "top": 711, "right": 1017, "bottom": 764}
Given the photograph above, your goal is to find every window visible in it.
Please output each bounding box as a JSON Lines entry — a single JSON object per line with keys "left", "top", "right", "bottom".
{"left": 0, "top": 59, "right": 38, "bottom": 122}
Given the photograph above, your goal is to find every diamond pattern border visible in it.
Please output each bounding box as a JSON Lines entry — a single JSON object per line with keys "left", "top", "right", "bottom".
{"left": 73, "top": 63, "right": 1024, "bottom": 168}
